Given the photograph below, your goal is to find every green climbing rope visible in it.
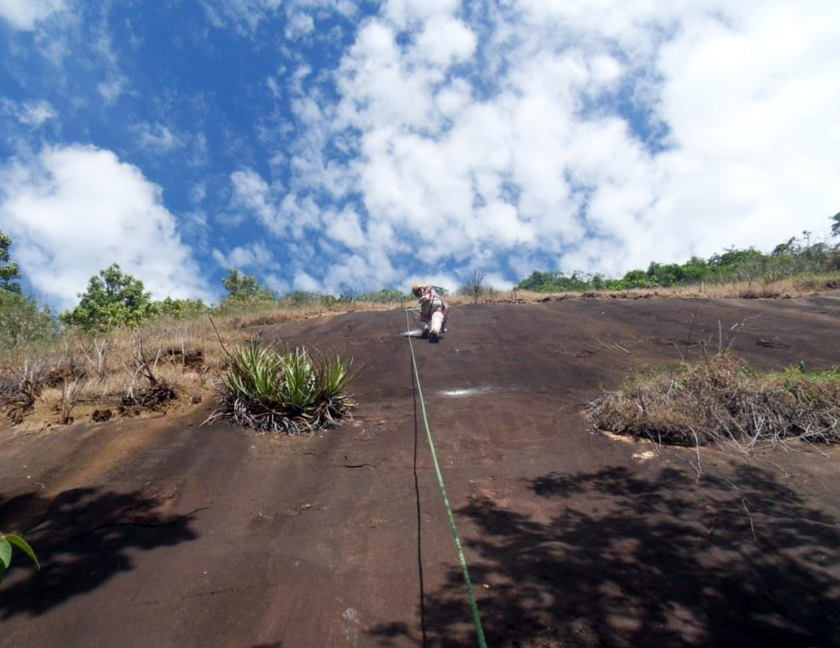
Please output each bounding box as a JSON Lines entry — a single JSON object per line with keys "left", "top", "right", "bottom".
{"left": 405, "top": 310, "right": 488, "bottom": 648}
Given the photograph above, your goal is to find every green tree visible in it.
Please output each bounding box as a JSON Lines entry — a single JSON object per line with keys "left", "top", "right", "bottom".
{"left": 220, "top": 269, "right": 275, "bottom": 310}
{"left": 0, "top": 231, "right": 22, "bottom": 294}
{"left": 831, "top": 212, "right": 840, "bottom": 238}
{"left": 60, "top": 264, "right": 157, "bottom": 331}
{"left": 0, "top": 291, "right": 57, "bottom": 353}
{"left": 154, "top": 297, "right": 208, "bottom": 320}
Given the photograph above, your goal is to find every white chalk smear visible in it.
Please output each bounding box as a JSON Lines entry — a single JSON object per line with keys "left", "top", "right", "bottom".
{"left": 439, "top": 387, "right": 495, "bottom": 397}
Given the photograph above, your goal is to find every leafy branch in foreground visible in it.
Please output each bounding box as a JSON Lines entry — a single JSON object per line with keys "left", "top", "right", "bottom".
{"left": 0, "top": 532, "right": 39, "bottom": 585}
{"left": 209, "top": 341, "right": 360, "bottom": 433}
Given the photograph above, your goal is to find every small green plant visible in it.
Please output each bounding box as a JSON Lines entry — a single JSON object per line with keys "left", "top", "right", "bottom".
{"left": 213, "top": 341, "right": 359, "bottom": 433}
{"left": 0, "top": 532, "right": 39, "bottom": 585}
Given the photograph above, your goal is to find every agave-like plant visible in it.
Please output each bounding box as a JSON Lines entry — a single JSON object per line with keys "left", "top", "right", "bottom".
{"left": 221, "top": 341, "right": 284, "bottom": 405}
{"left": 276, "top": 347, "right": 319, "bottom": 415}
{"left": 315, "top": 349, "right": 358, "bottom": 401}
{"left": 213, "top": 341, "right": 360, "bottom": 433}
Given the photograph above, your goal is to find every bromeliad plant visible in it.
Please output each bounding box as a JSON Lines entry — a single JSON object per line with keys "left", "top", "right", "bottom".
{"left": 212, "top": 341, "right": 360, "bottom": 433}
{"left": 0, "top": 532, "right": 38, "bottom": 585}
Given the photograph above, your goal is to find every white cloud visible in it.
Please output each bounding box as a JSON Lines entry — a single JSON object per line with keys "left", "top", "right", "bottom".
{"left": 413, "top": 16, "right": 476, "bottom": 66}
{"left": 1, "top": 99, "right": 58, "bottom": 127}
{"left": 242, "top": 0, "right": 840, "bottom": 290}
{"left": 0, "top": 144, "right": 213, "bottom": 308}
{"left": 286, "top": 11, "right": 314, "bottom": 39}
{"left": 230, "top": 168, "right": 281, "bottom": 232}
{"left": 293, "top": 269, "right": 320, "bottom": 291}
{"left": 0, "top": 0, "right": 65, "bottom": 30}
{"left": 199, "top": 0, "right": 356, "bottom": 36}
{"left": 212, "top": 242, "right": 278, "bottom": 270}
{"left": 134, "top": 122, "right": 184, "bottom": 153}
{"left": 384, "top": 0, "right": 459, "bottom": 26}
{"left": 323, "top": 207, "right": 365, "bottom": 248}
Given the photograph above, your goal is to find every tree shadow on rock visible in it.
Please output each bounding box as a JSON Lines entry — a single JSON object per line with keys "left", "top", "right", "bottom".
{"left": 0, "top": 486, "right": 201, "bottom": 619}
{"left": 371, "top": 463, "right": 840, "bottom": 648}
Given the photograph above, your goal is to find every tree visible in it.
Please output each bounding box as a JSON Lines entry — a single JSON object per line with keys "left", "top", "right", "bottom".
{"left": 220, "top": 269, "right": 275, "bottom": 309}
{"left": 831, "top": 212, "right": 840, "bottom": 238}
{"left": 60, "top": 264, "right": 157, "bottom": 331}
{"left": 223, "top": 269, "right": 274, "bottom": 299}
{"left": 0, "top": 231, "right": 22, "bottom": 294}
{"left": 155, "top": 297, "right": 208, "bottom": 320}
{"left": 0, "top": 291, "right": 57, "bottom": 352}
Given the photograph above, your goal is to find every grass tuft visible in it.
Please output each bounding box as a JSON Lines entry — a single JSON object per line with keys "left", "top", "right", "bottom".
{"left": 212, "top": 341, "right": 360, "bottom": 433}
{"left": 589, "top": 353, "right": 840, "bottom": 452}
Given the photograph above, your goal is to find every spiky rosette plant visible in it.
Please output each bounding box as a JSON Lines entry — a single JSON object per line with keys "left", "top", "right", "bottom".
{"left": 211, "top": 341, "right": 359, "bottom": 433}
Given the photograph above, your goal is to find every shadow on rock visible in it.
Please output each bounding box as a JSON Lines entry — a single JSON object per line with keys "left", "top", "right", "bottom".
{"left": 371, "top": 463, "right": 840, "bottom": 648}
{"left": 0, "top": 486, "right": 201, "bottom": 619}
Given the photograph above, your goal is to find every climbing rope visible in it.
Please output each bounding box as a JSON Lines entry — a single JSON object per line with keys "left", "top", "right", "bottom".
{"left": 405, "top": 310, "right": 488, "bottom": 648}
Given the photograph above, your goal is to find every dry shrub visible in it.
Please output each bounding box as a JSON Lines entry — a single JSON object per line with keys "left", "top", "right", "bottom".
{"left": 590, "top": 353, "right": 840, "bottom": 451}
{"left": 0, "top": 317, "right": 243, "bottom": 427}
{"left": 0, "top": 359, "right": 52, "bottom": 424}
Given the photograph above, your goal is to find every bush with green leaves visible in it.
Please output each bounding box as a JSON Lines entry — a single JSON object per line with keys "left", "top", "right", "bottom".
{"left": 155, "top": 296, "right": 209, "bottom": 320}
{"left": 220, "top": 269, "right": 276, "bottom": 310}
{"left": 278, "top": 290, "right": 322, "bottom": 307}
{"left": 0, "top": 532, "right": 39, "bottom": 585}
{"left": 0, "top": 231, "right": 22, "bottom": 294}
{"left": 0, "top": 291, "right": 58, "bottom": 355}
{"left": 518, "top": 217, "right": 840, "bottom": 293}
{"left": 212, "top": 341, "right": 359, "bottom": 433}
{"left": 60, "top": 264, "right": 159, "bottom": 331}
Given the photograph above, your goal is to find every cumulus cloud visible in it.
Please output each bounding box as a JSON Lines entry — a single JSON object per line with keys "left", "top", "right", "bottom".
{"left": 235, "top": 0, "right": 840, "bottom": 291}
{"left": 0, "top": 145, "right": 214, "bottom": 308}
{"left": 0, "top": 0, "right": 65, "bottom": 30}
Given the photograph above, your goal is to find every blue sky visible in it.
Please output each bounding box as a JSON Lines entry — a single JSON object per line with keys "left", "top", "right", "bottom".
{"left": 1, "top": 0, "right": 838, "bottom": 309}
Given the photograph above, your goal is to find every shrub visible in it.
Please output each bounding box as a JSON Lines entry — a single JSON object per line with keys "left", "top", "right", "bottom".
{"left": 350, "top": 288, "right": 410, "bottom": 303}
{"left": 518, "top": 216, "right": 840, "bottom": 293}
{"left": 0, "top": 291, "right": 58, "bottom": 355}
{"left": 589, "top": 353, "right": 840, "bottom": 451}
{"left": 457, "top": 270, "right": 487, "bottom": 303}
{"left": 220, "top": 269, "right": 276, "bottom": 311}
{"left": 60, "top": 264, "right": 158, "bottom": 331}
{"left": 213, "top": 341, "right": 359, "bottom": 433}
{"left": 0, "top": 231, "right": 22, "bottom": 294}
{"left": 154, "top": 297, "right": 209, "bottom": 320}
{"left": 279, "top": 291, "right": 321, "bottom": 307}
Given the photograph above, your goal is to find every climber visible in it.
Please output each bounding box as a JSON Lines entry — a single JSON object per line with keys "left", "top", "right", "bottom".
{"left": 412, "top": 283, "right": 448, "bottom": 343}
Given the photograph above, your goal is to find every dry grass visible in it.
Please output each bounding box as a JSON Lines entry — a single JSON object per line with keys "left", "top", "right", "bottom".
{"left": 589, "top": 353, "right": 840, "bottom": 453}
{"left": 2, "top": 272, "right": 838, "bottom": 430}
{"left": 0, "top": 317, "right": 248, "bottom": 429}
{"left": 226, "top": 300, "right": 408, "bottom": 329}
